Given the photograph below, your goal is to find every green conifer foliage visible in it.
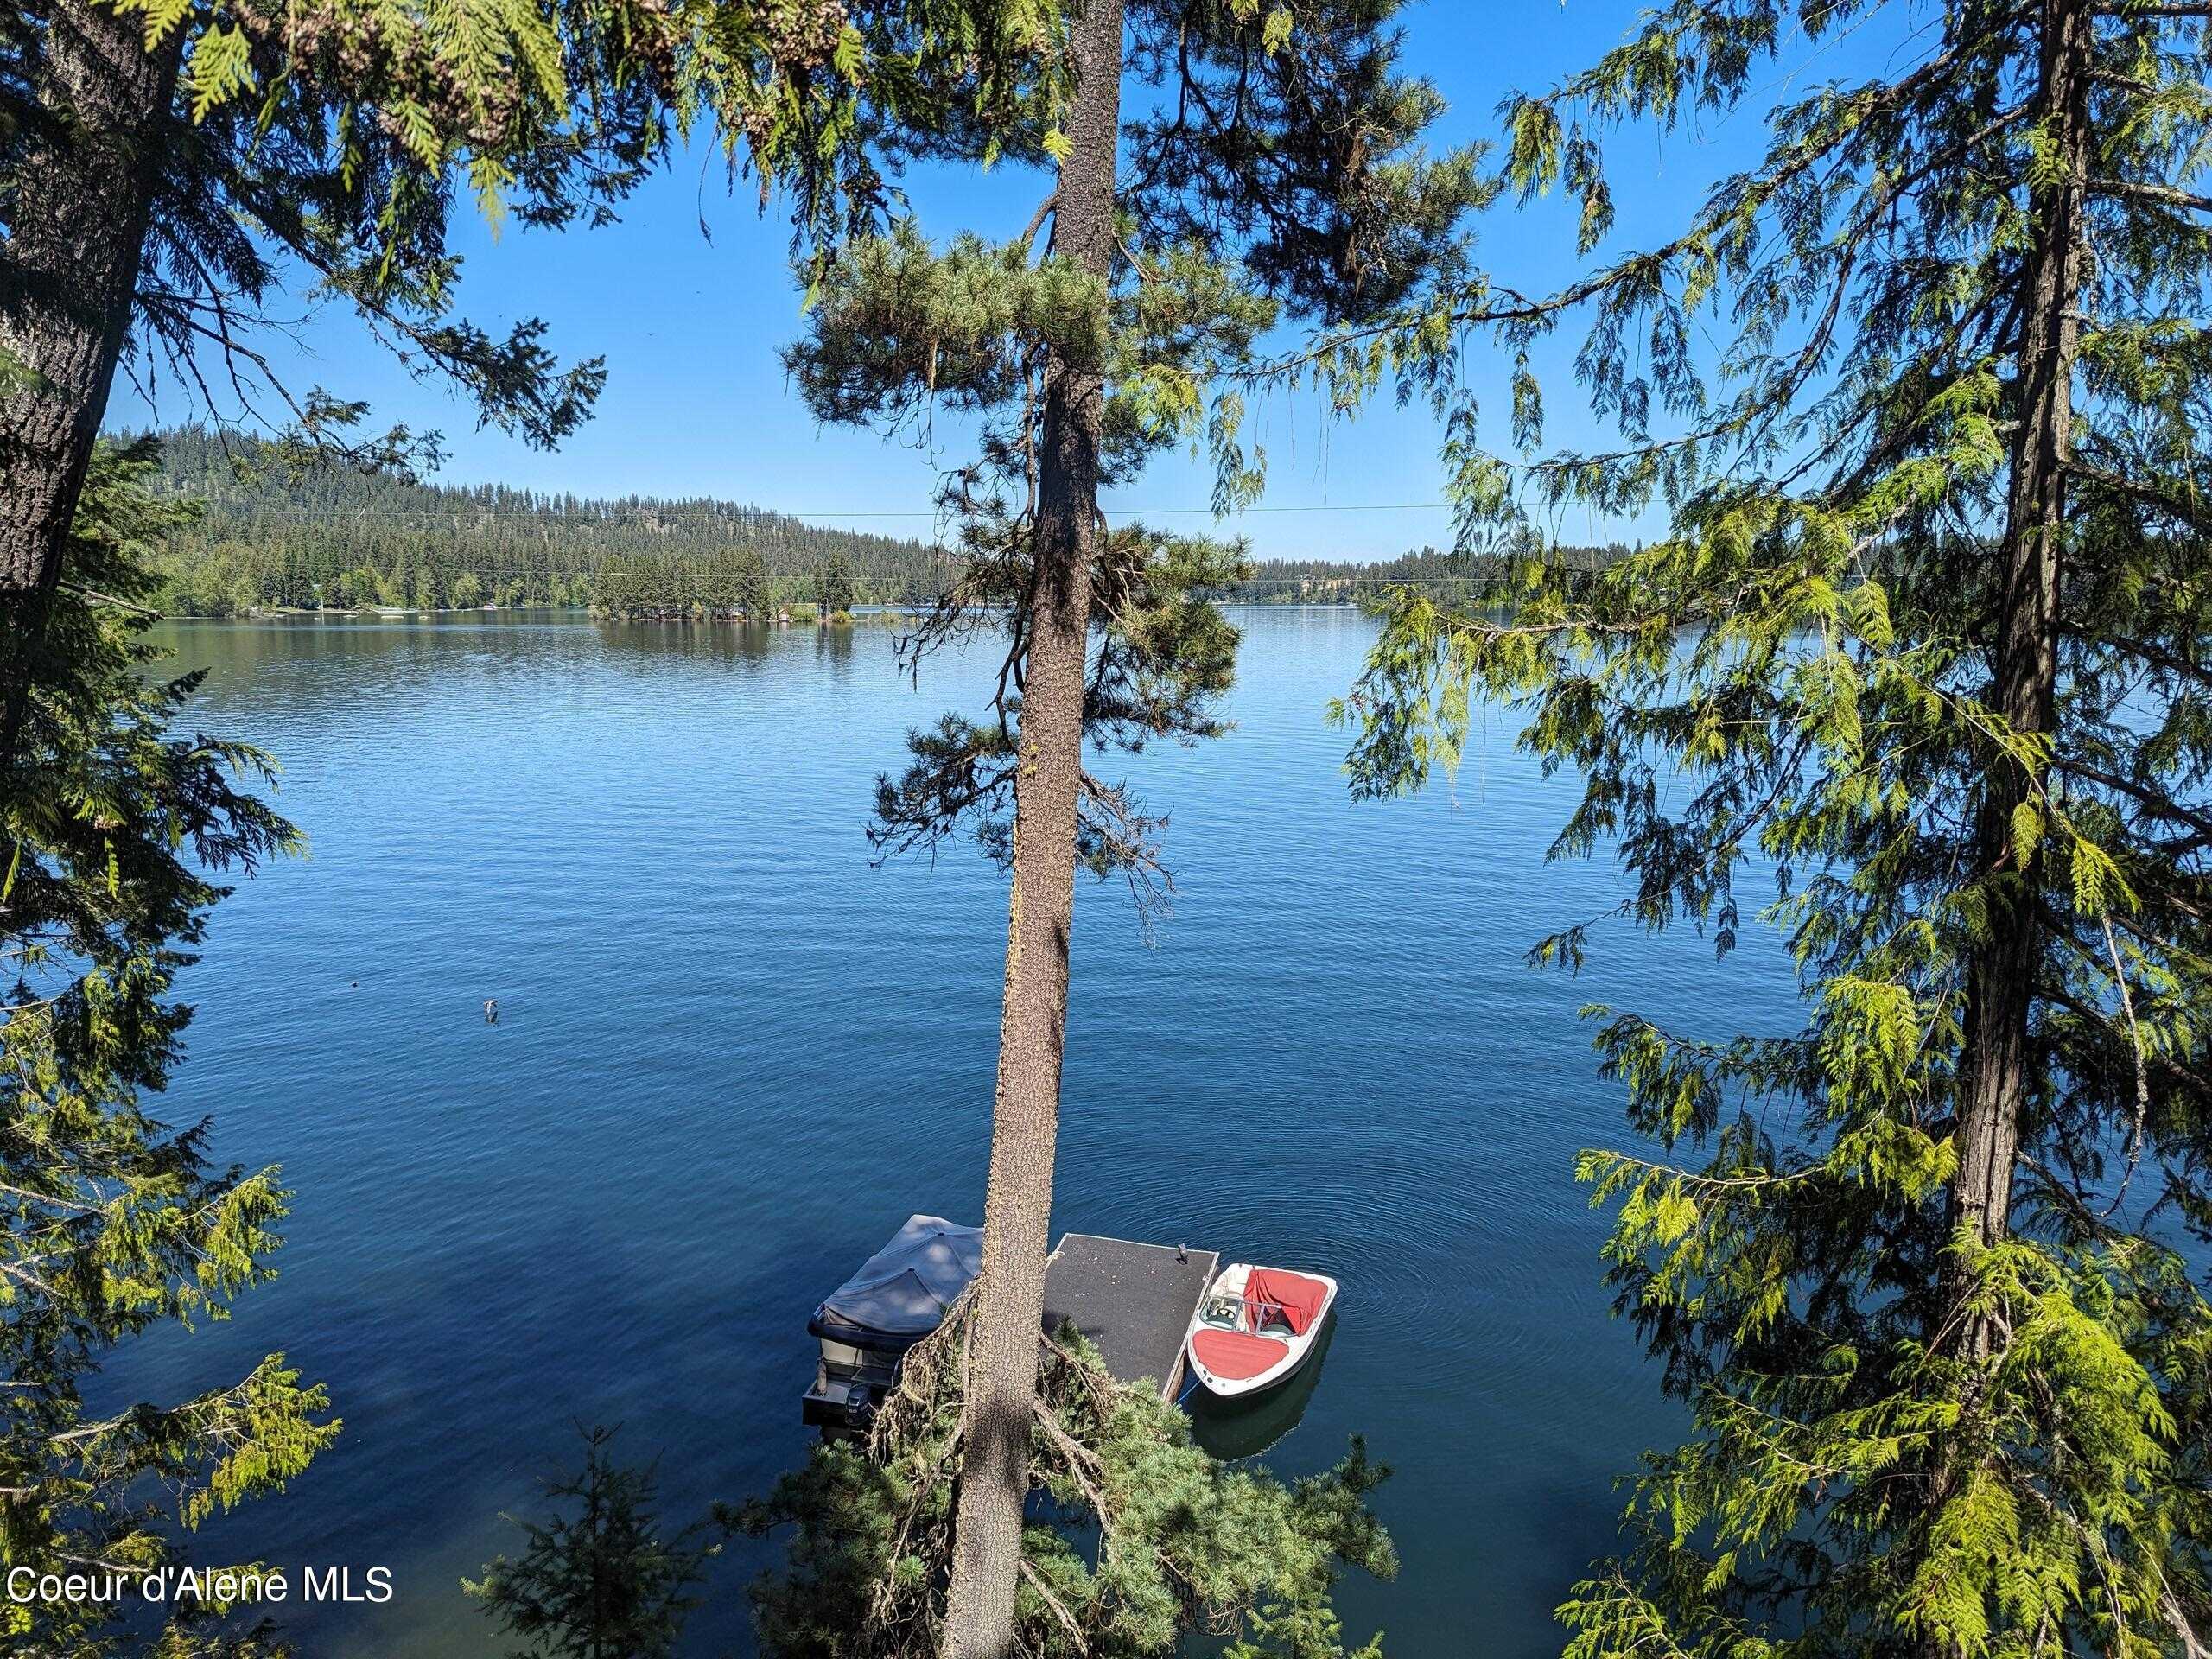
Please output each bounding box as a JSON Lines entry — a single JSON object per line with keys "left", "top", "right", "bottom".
{"left": 732, "top": 1301, "right": 1396, "bottom": 1659}
{"left": 785, "top": 0, "right": 1488, "bottom": 873}
{"left": 785, "top": 8, "right": 1484, "bottom": 1645}
{"left": 0, "top": 440, "right": 339, "bottom": 1656}
{"left": 1320, "top": 0, "right": 2212, "bottom": 1651}
{"left": 735, "top": 549, "right": 773, "bottom": 620}
{"left": 863, "top": 524, "right": 1249, "bottom": 890}
{"left": 0, "top": 0, "right": 1064, "bottom": 769}
{"left": 467, "top": 1426, "right": 721, "bottom": 1659}
{"left": 818, "top": 554, "right": 858, "bottom": 618}
{"left": 123, "top": 428, "right": 950, "bottom": 616}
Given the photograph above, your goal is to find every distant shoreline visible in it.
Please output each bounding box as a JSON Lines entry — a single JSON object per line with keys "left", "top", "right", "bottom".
{"left": 166, "top": 600, "right": 1383, "bottom": 623}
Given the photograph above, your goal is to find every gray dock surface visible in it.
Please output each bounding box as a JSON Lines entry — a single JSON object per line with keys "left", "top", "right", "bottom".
{"left": 1042, "top": 1234, "right": 1219, "bottom": 1401}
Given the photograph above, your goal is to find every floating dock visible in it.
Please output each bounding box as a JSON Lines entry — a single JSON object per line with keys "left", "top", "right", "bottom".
{"left": 1042, "top": 1233, "right": 1219, "bottom": 1402}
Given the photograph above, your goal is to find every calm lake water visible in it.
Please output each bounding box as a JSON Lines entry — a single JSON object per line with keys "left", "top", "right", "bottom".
{"left": 130, "top": 607, "right": 1800, "bottom": 1656}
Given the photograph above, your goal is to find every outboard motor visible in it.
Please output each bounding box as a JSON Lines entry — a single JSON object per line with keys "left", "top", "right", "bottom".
{"left": 801, "top": 1215, "right": 982, "bottom": 1431}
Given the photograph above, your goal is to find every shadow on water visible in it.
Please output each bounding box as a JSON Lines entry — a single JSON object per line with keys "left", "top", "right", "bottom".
{"left": 1188, "top": 1314, "right": 1337, "bottom": 1463}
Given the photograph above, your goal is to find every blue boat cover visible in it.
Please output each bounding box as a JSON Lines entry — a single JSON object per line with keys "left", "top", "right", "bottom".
{"left": 816, "top": 1215, "right": 983, "bottom": 1338}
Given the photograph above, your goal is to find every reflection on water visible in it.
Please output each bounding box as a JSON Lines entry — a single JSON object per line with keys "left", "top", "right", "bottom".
{"left": 1189, "top": 1314, "right": 1337, "bottom": 1462}
{"left": 131, "top": 607, "right": 1803, "bottom": 1658}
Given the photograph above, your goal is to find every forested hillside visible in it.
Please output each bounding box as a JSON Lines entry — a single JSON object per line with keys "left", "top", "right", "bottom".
{"left": 1236, "top": 542, "right": 1628, "bottom": 601}
{"left": 144, "top": 429, "right": 1623, "bottom": 616}
{"left": 145, "top": 429, "right": 957, "bottom": 615}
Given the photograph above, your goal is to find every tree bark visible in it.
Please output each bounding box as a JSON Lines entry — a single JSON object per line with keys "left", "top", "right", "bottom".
{"left": 0, "top": 1, "right": 182, "bottom": 766}
{"left": 1946, "top": 0, "right": 2089, "bottom": 1347}
{"left": 939, "top": 3, "right": 1123, "bottom": 1656}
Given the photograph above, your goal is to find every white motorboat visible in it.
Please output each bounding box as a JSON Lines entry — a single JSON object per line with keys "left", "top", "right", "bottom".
{"left": 1182, "top": 1262, "right": 1338, "bottom": 1400}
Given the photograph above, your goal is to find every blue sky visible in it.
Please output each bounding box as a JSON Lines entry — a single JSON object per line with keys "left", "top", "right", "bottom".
{"left": 115, "top": 2, "right": 1841, "bottom": 560}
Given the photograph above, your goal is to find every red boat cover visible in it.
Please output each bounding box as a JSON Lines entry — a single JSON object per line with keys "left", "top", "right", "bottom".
{"left": 1246, "top": 1270, "right": 1329, "bottom": 1336}
{"left": 1192, "top": 1329, "right": 1289, "bottom": 1381}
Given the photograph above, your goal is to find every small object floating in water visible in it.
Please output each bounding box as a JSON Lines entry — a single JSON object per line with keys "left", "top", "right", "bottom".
{"left": 483, "top": 998, "right": 499, "bottom": 1024}
{"left": 1184, "top": 1263, "right": 1337, "bottom": 1401}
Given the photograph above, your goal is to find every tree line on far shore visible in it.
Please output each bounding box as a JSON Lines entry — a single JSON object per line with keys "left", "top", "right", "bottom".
{"left": 8, "top": 0, "right": 2207, "bottom": 1645}
{"left": 145, "top": 428, "right": 1627, "bottom": 618}
{"left": 143, "top": 427, "right": 952, "bottom": 616}
{"left": 591, "top": 549, "right": 861, "bottom": 621}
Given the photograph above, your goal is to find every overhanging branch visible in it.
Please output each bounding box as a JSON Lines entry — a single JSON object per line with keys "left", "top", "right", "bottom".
{"left": 2088, "top": 177, "right": 2212, "bottom": 213}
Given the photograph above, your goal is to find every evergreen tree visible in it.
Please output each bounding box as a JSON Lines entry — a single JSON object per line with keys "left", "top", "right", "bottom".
{"left": 785, "top": 3, "right": 1482, "bottom": 1647}
{"left": 0, "top": 0, "right": 1059, "bottom": 766}
{"left": 0, "top": 439, "right": 339, "bottom": 1655}
{"left": 466, "top": 1426, "right": 720, "bottom": 1659}
{"left": 735, "top": 549, "right": 772, "bottom": 620}
{"left": 138, "top": 425, "right": 1631, "bottom": 613}
{"left": 732, "top": 1303, "right": 1395, "bottom": 1659}
{"left": 137, "top": 428, "right": 955, "bottom": 617}
{"left": 817, "top": 553, "right": 857, "bottom": 617}
{"left": 1327, "top": 0, "right": 2212, "bottom": 1649}
{"left": 1225, "top": 543, "right": 1626, "bottom": 604}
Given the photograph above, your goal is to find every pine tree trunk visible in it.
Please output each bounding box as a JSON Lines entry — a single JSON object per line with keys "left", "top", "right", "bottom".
{"left": 0, "top": 2, "right": 181, "bottom": 764}
{"left": 940, "top": 3, "right": 1123, "bottom": 1655}
{"left": 1947, "top": 0, "right": 2088, "bottom": 1349}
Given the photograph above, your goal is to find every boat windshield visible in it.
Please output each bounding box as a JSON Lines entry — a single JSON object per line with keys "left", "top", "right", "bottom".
{"left": 1200, "top": 1294, "right": 1244, "bottom": 1330}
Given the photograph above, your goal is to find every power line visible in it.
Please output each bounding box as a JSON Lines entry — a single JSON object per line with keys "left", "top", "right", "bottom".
{"left": 169, "top": 500, "right": 1461, "bottom": 521}
{"left": 776, "top": 503, "right": 1458, "bottom": 518}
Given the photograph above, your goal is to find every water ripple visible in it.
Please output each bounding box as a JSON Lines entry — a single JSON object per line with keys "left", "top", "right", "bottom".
{"left": 130, "top": 609, "right": 1801, "bottom": 1659}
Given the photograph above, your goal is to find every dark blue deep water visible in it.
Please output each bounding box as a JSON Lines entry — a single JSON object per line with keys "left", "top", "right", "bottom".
{"left": 129, "top": 607, "right": 1799, "bottom": 1656}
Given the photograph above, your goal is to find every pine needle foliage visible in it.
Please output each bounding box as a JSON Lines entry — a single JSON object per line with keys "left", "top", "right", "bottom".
{"left": 466, "top": 1425, "right": 721, "bottom": 1659}
{"left": 793, "top": 15, "right": 1485, "bottom": 1645}
{"left": 1315, "top": 0, "right": 2212, "bottom": 1653}
{"left": 817, "top": 553, "right": 858, "bottom": 617}
{"left": 729, "top": 1299, "right": 1396, "bottom": 1659}
{"left": 786, "top": 0, "right": 1486, "bottom": 886}
{"left": 3, "top": 0, "right": 1065, "bottom": 461}
{"left": 863, "top": 522, "right": 1249, "bottom": 894}
{"left": 0, "top": 439, "right": 340, "bottom": 1656}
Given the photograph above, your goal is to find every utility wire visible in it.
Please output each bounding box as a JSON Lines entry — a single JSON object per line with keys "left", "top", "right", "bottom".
{"left": 162, "top": 500, "right": 1463, "bottom": 520}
